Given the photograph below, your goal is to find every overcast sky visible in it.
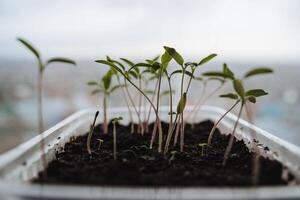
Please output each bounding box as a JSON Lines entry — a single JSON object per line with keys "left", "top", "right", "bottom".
{"left": 1, "top": 0, "right": 300, "bottom": 62}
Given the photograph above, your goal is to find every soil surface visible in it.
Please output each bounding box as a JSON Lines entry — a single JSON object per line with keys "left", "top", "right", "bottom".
{"left": 34, "top": 120, "right": 290, "bottom": 186}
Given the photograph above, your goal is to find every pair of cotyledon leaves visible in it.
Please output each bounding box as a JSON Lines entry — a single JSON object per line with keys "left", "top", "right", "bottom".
{"left": 203, "top": 63, "right": 273, "bottom": 103}
{"left": 17, "top": 38, "right": 76, "bottom": 72}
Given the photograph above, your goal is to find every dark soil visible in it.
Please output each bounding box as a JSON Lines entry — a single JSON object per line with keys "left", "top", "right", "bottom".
{"left": 34, "top": 120, "right": 290, "bottom": 186}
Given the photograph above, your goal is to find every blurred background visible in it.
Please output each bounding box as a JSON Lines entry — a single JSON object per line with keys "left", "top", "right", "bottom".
{"left": 0, "top": 0, "right": 300, "bottom": 153}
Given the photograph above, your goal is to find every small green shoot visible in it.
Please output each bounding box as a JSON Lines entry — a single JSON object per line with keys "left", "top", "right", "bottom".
{"left": 198, "top": 143, "right": 208, "bottom": 156}
{"left": 97, "top": 139, "right": 104, "bottom": 150}
{"left": 112, "top": 116, "right": 123, "bottom": 160}
{"left": 206, "top": 65, "right": 273, "bottom": 165}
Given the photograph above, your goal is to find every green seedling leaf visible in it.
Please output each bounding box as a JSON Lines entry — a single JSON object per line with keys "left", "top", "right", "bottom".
{"left": 160, "top": 89, "right": 175, "bottom": 97}
{"left": 163, "top": 46, "right": 184, "bottom": 66}
{"left": 17, "top": 38, "right": 40, "bottom": 59}
{"left": 106, "top": 56, "right": 125, "bottom": 70}
{"left": 207, "top": 77, "right": 225, "bottom": 83}
{"left": 220, "top": 93, "right": 239, "bottom": 100}
{"left": 129, "top": 70, "right": 138, "bottom": 79}
{"left": 245, "top": 89, "right": 268, "bottom": 97}
{"left": 198, "top": 143, "right": 208, "bottom": 147}
{"left": 223, "top": 63, "right": 234, "bottom": 79}
{"left": 161, "top": 51, "right": 172, "bottom": 69}
{"left": 87, "top": 81, "right": 98, "bottom": 85}
{"left": 102, "top": 70, "right": 113, "bottom": 90}
{"left": 95, "top": 60, "right": 123, "bottom": 73}
{"left": 198, "top": 53, "right": 217, "bottom": 65}
{"left": 170, "top": 70, "right": 194, "bottom": 78}
{"left": 202, "top": 71, "right": 229, "bottom": 78}
{"left": 233, "top": 79, "right": 245, "bottom": 98}
{"left": 194, "top": 76, "right": 203, "bottom": 81}
{"left": 144, "top": 89, "right": 155, "bottom": 95}
{"left": 109, "top": 84, "right": 125, "bottom": 93}
{"left": 244, "top": 67, "right": 273, "bottom": 78}
{"left": 120, "top": 58, "right": 134, "bottom": 67}
{"left": 47, "top": 57, "right": 76, "bottom": 66}
{"left": 247, "top": 96, "right": 257, "bottom": 103}
{"left": 112, "top": 116, "right": 123, "bottom": 123}
{"left": 91, "top": 89, "right": 102, "bottom": 95}
{"left": 176, "top": 92, "right": 187, "bottom": 114}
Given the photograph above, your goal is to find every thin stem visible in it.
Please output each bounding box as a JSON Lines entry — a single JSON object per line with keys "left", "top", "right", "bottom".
{"left": 113, "top": 122, "right": 117, "bottom": 160}
{"left": 207, "top": 101, "right": 239, "bottom": 145}
{"left": 117, "top": 78, "right": 134, "bottom": 133}
{"left": 38, "top": 71, "right": 47, "bottom": 180}
{"left": 103, "top": 94, "right": 108, "bottom": 134}
{"left": 151, "top": 69, "right": 163, "bottom": 152}
{"left": 138, "top": 78, "right": 143, "bottom": 133}
{"left": 124, "top": 78, "right": 142, "bottom": 131}
{"left": 145, "top": 78, "right": 159, "bottom": 133}
{"left": 223, "top": 102, "right": 243, "bottom": 165}
{"left": 123, "top": 72, "right": 163, "bottom": 152}
{"left": 87, "top": 111, "right": 99, "bottom": 154}
{"left": 163, "top": 77, "right": 174, "bottom": 153}
{"left": 180, "top": 67, "right": 185, "bottom": 152}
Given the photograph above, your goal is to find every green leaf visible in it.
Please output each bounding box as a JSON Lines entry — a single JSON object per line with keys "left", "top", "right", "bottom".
{"left": 129, "top": 70, "right": 138, "bottom": 79}
{"left": 245, "top": 89, "right": 268, "bottom": 97}
{"left": 163, "top": 46, "right": 184, "bottom": 66}
{"left": 170, "top": 70, "right": 194, "bottom": 78}
{"left": 102, "top": 70, "right": 113, "bottom": 90}
{"left": 176, "top": 92, "right": 187, "bottom": 114}
{"left": 144, "top": 89, "right": 155, "bottom": 95}
{"left": 247, "top": 96, "right": 256, "bottom": 103}
{"left": 91, "top": 89, "right": 102, "bottom": 95}
{"left": 120, "top": 58, "right": 134, "bottom": 67}
{"left": 95, "top": 60, "right": 123, "bottom": 73}
{"left": 87, "top": 81, "right": 98, "bottom": 85}
{"left": 198, "top": 53, "right": 217, "bottom": 65}
{"left": 161, "top": 51, "right": 172, "bottom": 69}
{"left": 233, "top": 79, "right": 245, "bottom": 98}
{"left": 17, "top": 38, "right": 40, "bottom": 59}
{"left": 109, "top": 85, "right": 125, "bottom": 93}
{"left": 194, "top": 76, "right": 203, "bottom": 81}
{"left": 244, "top": 67, "right": 273, "bottom": 78}
{"left": 112, "top": 116, "right": 123, "bottom": 123}
{"left": 47, "top": 57, "right": 76, "bottom": 66}
{"left": 160, "top": 89, "right": 175, "bottom": 97}
{"left": 223, "top": 63, "right": 234, "bottom": 79}
{"left": 207, "top": 77, "right": 225, "bottom": 83}
{"left": 219, "top": 93, "right": 239, "bottom": 100}
{"left": 106, "top": 56, "right": 125, "bottom": 70}
{"left": 129, "top": 63, "right": 152, "bottom": 72}
{"left": 202, "top": 71, "right": 228, "bottom": 78}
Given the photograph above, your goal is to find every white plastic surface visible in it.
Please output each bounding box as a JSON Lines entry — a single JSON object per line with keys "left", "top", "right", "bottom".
{"left": 0, "top": 106, "right": 299, "bottom": 200}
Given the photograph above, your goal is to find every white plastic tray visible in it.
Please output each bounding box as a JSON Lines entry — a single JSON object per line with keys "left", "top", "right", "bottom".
{"left": 0, "top": 106, "right": 300, "bottom": 200}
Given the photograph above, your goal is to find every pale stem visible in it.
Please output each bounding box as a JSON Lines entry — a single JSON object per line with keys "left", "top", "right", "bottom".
{"left": 207, "top": 101, "right": 239, "bottom": 145}
{"left": 87, "top": 112, "right": 99, "bottom": 154}
{"left": 223, "top": 103, "right": 243, "bottom": 165}
{"left": 113, "top": 122, "right": 117, "bottom": 160}
{"left": 103, "top": 94, "right": 108, "bottom": 134}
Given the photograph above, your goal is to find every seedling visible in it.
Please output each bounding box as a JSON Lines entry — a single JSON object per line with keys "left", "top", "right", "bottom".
{"left": 17, "top": 37, "right": 76, "bottom": 177}
{"left": 87, "top": 111, "right": 99, "bottom": 154}
{"left": 95, "top": 59, "right": 164, "bottom": 153}
{"left": 198, "top": 143, "right": 208, "bottom": 156}
{"left": 163, "top": 46, "right": 217, "bottom": 152}
{"left": 87, "top": 69, "right": 123, "bottom": 134}
{"left": 206, "top": 65, "right": 273, "bottom": 165}
{"left": 112, "top": 116, "right": 123, "bottom": 160}
{"left": 97, "top": 139, "right": 104, "bottom": 150}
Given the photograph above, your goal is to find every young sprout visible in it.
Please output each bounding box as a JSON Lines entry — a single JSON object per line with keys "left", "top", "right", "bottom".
{"left": 87, "top": 111, "right": 99, "bottom": 154}
{"left": 112, "top": 116, "right": 123, "bottom": 160}
{"left": 95, "top": 59, "right": 164, "bottom": 153}
{"left": 198, "top": 143, "right": 208, "bottom": 156}
{"left": 87, "top": 69, "right": 123, "bottom": 134}
{"left": 206, "top": 65, "right": 273, "bottom": 165}
{"left": 163, "top": 46, "right": 217, "bottom": 152}
{"left": 97, "top": 139, "right": 104, "bottom": 150}
{"left": 17, "top": 37, "right": 76, "bottom": 177}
